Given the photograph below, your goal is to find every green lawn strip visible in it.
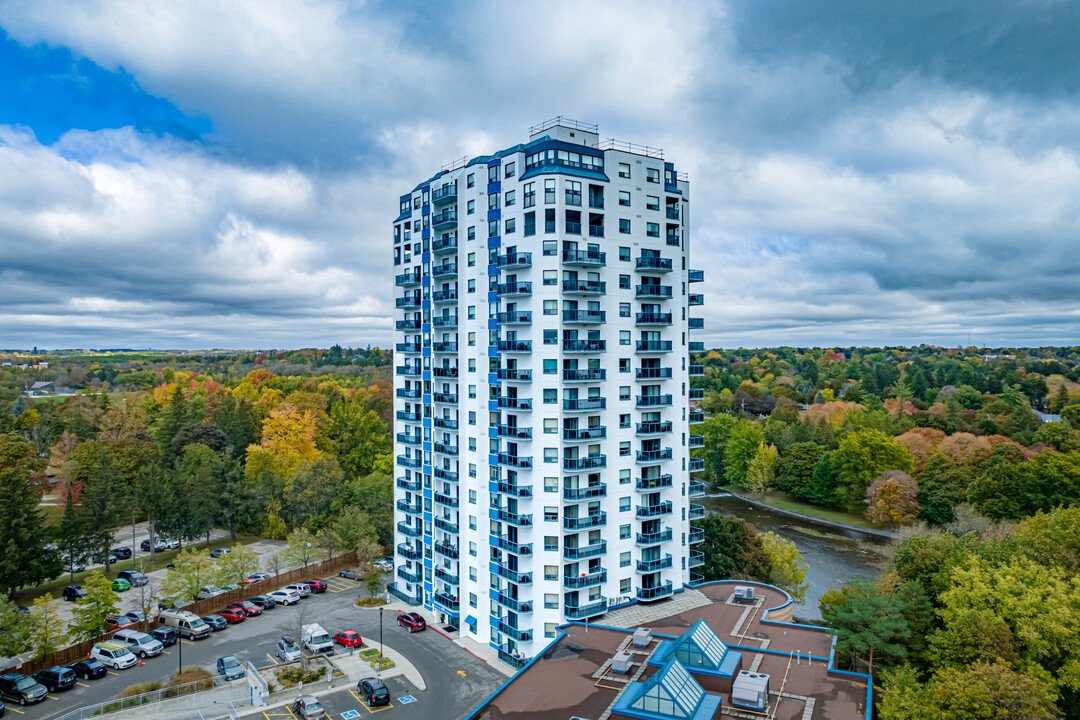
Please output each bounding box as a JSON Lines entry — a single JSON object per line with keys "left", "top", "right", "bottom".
{"left": 758, "top": 491, "right": 882, "bottom": 530}
{"left": 13, "top": 533, "right": 263, "bottom": 604}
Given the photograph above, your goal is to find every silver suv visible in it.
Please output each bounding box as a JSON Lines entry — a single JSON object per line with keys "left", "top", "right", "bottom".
{"left": 112, "top": 630, "right": 164, "bottom": 659}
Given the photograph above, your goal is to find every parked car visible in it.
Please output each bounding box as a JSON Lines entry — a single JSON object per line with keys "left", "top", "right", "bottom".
{"left": 397, "top": 611, "right": 426, "bottom": 633}
{"left": 247, "top": 572, "right": 271, "bottom": 582}
{"left": 151, "top": 627, "right": 178, "bottom": 647}
{"left": 293, "top": 695, "right": 327, "bottom": 719}
{"left": 112, "top": 547, "right": 133, "bottom": 560}
{"left": 67, "top": 562, "right": 86, "bottom": 574}
{"left": 373, "top": 557, "right": 393, "bottom": 572}
{"left": 269, "top": 588, "right": 300, "bottom": 605}
{"left": 111, "top": 578, "right": 131, "bottom": 592}
{"left": 217, "top": 607, "right": 246, "bottom": 624}
{"left": 333, "top": 630, "right": 363, "bottom": 648}
{"left": 117, "top": 570, "right": 148, "bottom": 587}
{"left": 104, "top": 615, "right": 136, "bottom": 630}
{"left": 275, "top": 636, "right": 302, "bottom": 663}
{"left": 357, "top": 678, "right": 390, "bottom": 707}
{"left": 284, "top": 583, "right": 311, "bottom": 599}
{"left": 202, "top": 615, "right": 227, "bottom": 632}
{"left": 337, "top": 567, "right": 363, "bottom": 580}
{"left": 304, "top": 578, "right": 327, "bottom": 594}
{"left": 113, "top": 629, "right": 164, "bottom": 659}
{"left": 92, "top": 551, "right": 118, "bottom": 564}
{"left": 301, "top": 623, "right": 334, "bottom": 654}
{"left": 226, "top": 601, "right": 262, "bottom": 617}
{"left": 62, "top": 585, "right": 86, "bottom": 602}
{"left": 32, "top": 666, "right": 76, "bottom": 693}
{"left": 140, "top": 539, "right": 167, "bottom": 553}
{"left": 249, "top": 595, "right": 276, "bottom": 610}
{"left": 123, "top": 610, "right": 146, "bottom": 624}
{"left": 68, "top": 659, "right": 107, "bottom": 680}
{"left": 197, "top": 586, "right": 225, "bottom": 600}
{"left": 89, "top": 641, "right": 137, "bottom": 670}
{"left": 209, "top": 548, "right": 231, "bottom": 559}
{"left": 162, "top": 538, "right": 181, "bottom": 550}
{"left": 0, "top": 673, "right": 47, "bottom": 706}
{"left": 216, "top": 656, "right": 245, "bottom": 681}
{"left": 159, "top": 609, "right": 210, "bottom": 639}
{"left": 221, "top": 583, "right": 242, "bottom": 592}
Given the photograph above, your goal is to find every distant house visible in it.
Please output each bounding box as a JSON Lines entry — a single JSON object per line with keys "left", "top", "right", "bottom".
{"left": 1034, "top": 409, "right": 1063, "bottom": 424}
{"left": 28, "top": 381, "right": 54, "bottom": 395}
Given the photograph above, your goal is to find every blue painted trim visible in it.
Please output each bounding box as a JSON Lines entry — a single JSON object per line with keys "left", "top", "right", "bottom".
{"left": 422, "top": 419, "right": 432, "bottom": 428}
{"left": 487, "top": 291, "right": 500, "bottom": 302}
{"left": 422, "top": 441, "right": 432, "bottom": 452}
{"left": 488, "top": 401, "right": 498, "bottom": 412}
{"left": 421, "top": 251, "right": 431, "bottom": 261}
{"left": 519, "top": 166, "right": 609, "bottom": 183}
{"left": 422, "top": 204, "right": 430, "bottom": 215}
{"left": 487, "top": 264, "right": 499, "bottom": 276}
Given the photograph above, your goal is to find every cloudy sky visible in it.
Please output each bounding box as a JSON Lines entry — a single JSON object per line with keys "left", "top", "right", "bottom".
{"left": 1, "top": 0, "right": 1078, "bottom": 351}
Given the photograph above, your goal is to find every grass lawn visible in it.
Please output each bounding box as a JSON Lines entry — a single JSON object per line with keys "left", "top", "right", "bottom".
{"left": 13, "top": 533, "right": 262, "bottom": 604}
{"left": 757, "top": 491, "right": 884, "bottom": 530}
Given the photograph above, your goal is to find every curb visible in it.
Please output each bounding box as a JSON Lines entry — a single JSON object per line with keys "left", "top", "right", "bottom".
{"left": 715, "top": 489, "right": 898, "bottom": 540}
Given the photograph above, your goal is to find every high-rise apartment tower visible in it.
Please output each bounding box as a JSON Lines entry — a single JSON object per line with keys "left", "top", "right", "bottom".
{"left": 390, "top": 118, "right": 706, "bottom": 666}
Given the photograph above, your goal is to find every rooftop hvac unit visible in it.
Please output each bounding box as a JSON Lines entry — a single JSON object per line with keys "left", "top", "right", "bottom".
{"left": 733, "top": 586, "right": 756, "bottom": 603}
{"left": 611, "top": 651, "right": 633, "bottom": 674}
{"left": 731, "top": 671, "right": 770, "bottom": 712}
{"left": 632, "top": 627, "right": 652, "bottom": 647}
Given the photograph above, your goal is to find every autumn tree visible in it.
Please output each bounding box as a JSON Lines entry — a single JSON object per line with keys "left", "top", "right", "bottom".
{"left": 282, "top": 528, "right": 317, "bottom": 571}
{"left": 830, "top": 429, "right": 913, "bottom": 511}
{"left": 69, "top": 571, "right": 120, "bottom": 641}
{"left": 160, "top": 549, "right": 218, "bottom": 604}
{"left": 28, "top": 594, "right": 66, "bottom": 661}
{"left": 758, "top": 531, "right": 809, "bottom": 603}
{"left": 723, "top": 420, "right": 764, "bottom": 487}
{"left": 743, "top": 443, "right": 779, "bottom": 495}
{"left": 214, "top": 545, "right": 261, "bottom": 587}
{"left": 865, "top": 470, "right": 920, "bottom": 526}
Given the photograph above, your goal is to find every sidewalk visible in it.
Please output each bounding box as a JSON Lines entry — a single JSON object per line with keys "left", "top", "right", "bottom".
{"left": 381, "top": 599, "right": 516, "bottom": 678}
{"left": 330, "top": 641, "right": 427, "bottom": 690}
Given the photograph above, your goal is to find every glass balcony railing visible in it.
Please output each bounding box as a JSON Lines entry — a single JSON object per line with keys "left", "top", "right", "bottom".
{"left": 396, "top": 363, "right": 421, "bottom": 374}
{"left": 562, "top": 279, "right": 606, "bottom": 294}
{"left": 637, "top": 583, "right": 674, "bottom": 601}
{"left": 637, "top": 554, "right": 673, "bottom": 572}
{"left": 492, "top": 508, "right": 533, "bottom": 527}
{"left": 563, "top": 339, "right": 605, "bottom": 352}
{"left": 636, "top": 474, "right": 673, "bottom": 490}
{"left": 396, "top": 454, "right": 421, "bottom": 468}
{"left": 433, "top": 592, "right": 459, "bottom": 612}
{"left": 563, "top": 569, "right": 607, "bottom": 589}
{"left": 496, "top": 252, "right": 532, "bottom": 269}
{"left": 563, "top": 368, "right": 605, "bottom": 382}
{"left": 636, "top": 421, "right": 672, "bottom": 435}
{"left": 690, "top": 527, "right": 705, "bottom": 544}
{"left": 689, "top": 318, "right": 704, "bottom": 330}
{"left": 690, "top": 411, "right": 705, "bottom": 424}
{"left": 397, "top": 566, "right": 422, "bottom": 583}
{"left": 432, "top": 289, "right": 458, "bottom": 303}
{"left": 498, "top": 648, "right": 528, "bottom": 668}
{"left": 431, "top": 184, "right": 457, "bottom": 204}
{"left": 495, "top": 281, "right": 532, "bottom": 295}
{"left": 690, "top": 550, "right": 705, "bottom": 568}
{"left": 434, "top": 442, "right": 459, "bottom": 456}
{"left": 497, "top": 453, "right": 533, "bottom": 469}
{"left": 561, "top": 249, "right": 606, "bottom": 266}
{"left": 397, "top": 543, "right": 422, "bottom": 560}
{"left": 492, "top": 563, "right": 532, "bottom": 584}
{"left": 432, "top": 209, "right": 458, "bottom": 227}
{"left": 636, "top": 528, "right": 673, "bottom": 546}
{"left": 396, "top": 476, "right": 421, "bottom": 491}
{"left": 565, "top": 598, "right": 607, "bottom": 619}
{"left": 432, "top": 263, "right": 458, "bottom": 278}
{"left": 565, "top": 221, "right": 582, "bottom": 235}
{"left": 563, "top": 483, "right": 606, "bottom": 500}
{"left": 433, "top": 542, "right": 460, "bottom": 559}
{"left": 432, "top": 315, "right": 458, "bottom": 328}
{"left": 395, "top": 272, "right": 421, "bottom": 286}
{"left": 495, "top": 311, "right": 532, "bottom": 324}
{"left": 396, "top": 499, "right": 422, "bottom": 514}
{"left": 387, "top": 583, "right": 422, "bottom": 606}
{"left": 689, "top": 269, "right": 704, "bottom": 282}
{"left": 434, "top": 567, "right": 459, "bottom": 585}
{"left": 635, "top": 284, "right": 673, "bottom": 299}
{"left": 493, "top": 535, "right": 533, "bottom": 555}
{"left": 496, "top": 425, "right": 533, "bottom": 439}
{"left": 564, "top": 454, "right": 606, "bottom": 471}
{"left": 636, "top": 340, "right": 673, "bottom": 353}
{"left": 689, "top": 435, "right": 705, "bottom": 448}
{"left": 432, "top": 237, "right": 458, "bottom": 254}
{"left": 636, "top": 501, "right": 673, "bottom": 518}
{"left": 396, "top": 387, "right": 421, "bottom": 399}
{"left": 496, "top": 368, "right": 532, "bottom": 381}
{"left": 433, "top": 392, "right": 458, "bottom": 404}
{"left": 493, "top": 619, "right": 532, "bottom": 642}
{"left": 690, "top": 503, "right": 705, "bottom": 519}
{"left": 496, "top": 396, "right": 532, "bottom": 410}
{"left": 636, "top": 367, "right": 672, "bottom": 379}
{"left": 666, "top": 206, "right": 680, "bottom": 220}
{"left": 563, "top": 426, "right": 606, "bottom": 441}
{"left": 396, "top": 432, "right": 421, "bottom": 445}
{"left": 432, "top": 366, "right": 458, "bottom": 378}
{"left": 395, "top": 296, "right": 421, "bottom": 309}
{"left": 434, "top": 467, "right": 459, "bottom": 482}
{"left": 395, "top": 411, "right": 421, "bottom": 422}
{"left": 689, "top": 388, "right": 704, "bottom": 400}
{"left": 493, "top": 592, "right": 533, "bottom": 614}
{"left": 433, "top": 341, "right": 458, "bottom": 353}
{"left": 690, "top": 457, "right": 705, "bottom": 471}
{"left": 562, "top": 309, "right": 606, "bottom": 323}
{"left": 433, "top": 492, "right": 460, "bottom": 509}
{"left": 434, "top": 517, "right": 459, "bottom": 534}
{"left": 636, "top": 312, "right": 672, "bottom": 325}
{"left": 636, "top": 448, "right": 673, "bottom": 463}
{"left": 395, "top": 342, "right": 421, "bottom": 353}
{"left": 397, "top": 522, "right": 422, "bottom": 538}
{"left": 563, "top": 541, "right": 606, "bottom": 560}
{"left": 563, "top": 513, "right": 606, "bottom": 530}
{"left": 588, "top": 225, "right": 605, "bottom": 238}
{"left": 689, "top": 365, "right": 704, "bottom": 377}
{"left": 636, "top": 394, "right": 673, "bottom": 407}
{"left": 689, "top": 480, "right": 705, "bottom": 497}
{"left": 497, "top": 340, "right": 532, "bottom": 352}
{"left": 635, "top": 256, "right": 673, "bottom": 272}
{"left": 563, "top": 397, "right": 605, "bottom": 412}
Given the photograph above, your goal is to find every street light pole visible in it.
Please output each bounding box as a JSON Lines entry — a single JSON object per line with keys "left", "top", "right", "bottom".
{"left": 378, "top": 607, "right": 383, "bottom": 678}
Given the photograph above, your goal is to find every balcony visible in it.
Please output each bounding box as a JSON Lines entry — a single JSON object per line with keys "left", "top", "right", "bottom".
{"left": 689, "top": 503, "right": 705, "bottom": 519}
{"left": 396, "top": 499, "right": 422, "bottom": 514}
{"left": 562, "top": 309, "right": 606, "bottom": 324}
{"left": 396, "top": 387, "right": 421, "bottom": 399}
{"left": 432, "top": 289, "right": 458, "bottom": 303}
{"left": 562, "top": 279, "right": 605, "bottom": 295}
{"left": 565, "top": 221, "right": 582, "bottom": 235}
{"left": 434, "top": 567, "right": 459, "bottom": 585}
{"left": 433, "top": 392, "right": 458, "bottom": 404}
{"left": 496, "top": 368, "right": 532, "bottom": 381}
{"left": 689, "top": 318, "right": 704, "bottom": 330}
{"left": 636, "top": 394, "right": 673, "bottom": 408}
{"left": 497, "top": 453, "right": 533, "bottom": 469}
{"left": 432, "top": 315, "right": 458, "bottom": 328}
{"left": 495, "top": 311, "right": 532, "bottom": 324}
{"left": 635, "top": 284, "right": 673, "bottom": 299}
{"left": 565, "top": 598, "right": 607, "bottom": 619}
{"left": 492, "top": 508, "right": 533, "bottom": 527}
{"left": 564, "top": 454, "right": 606, "bottom": 471}
{"left": 387, "top": 583, "right": 422, "bottom": 606}
{"left": 434, "top": 517, "right": 459, "bottom": 534}
{"left": 498, "top": 648, "right": 528, "bottom": 669}
{"left": 493, "top": 592, "right": 533, "bottom": 614}
{"left": 690, "top": 457, "right": 705, "bottom": 471}
{"left": 563, "top": 541, "right": 606, "bottom": 560}
{"left": 689, "top": 269, "right": 704, "bottom": 283}
{"left": 563, "top": 368, "right": 605, "bottom": 382}
{"left": 636, "top": 528, "right": 673, "bottom": 546}
{"left": 432, "top": 236, "right": 458, "bottom": 254}
{"left": 432, "top": 209, "right": 458, "bottom": 228}
{"left": 637, "top": 421, "right": 672, "bottom": 435}
{"left": 636, "top": 501, "right": 673, "bottom": 518}
{"left": 689, "top": 342, "right": 705, "bottom": 352}
{"left": 689, "top": 388, "right": 704, "bottom": 400}
{"left": 396, "top": 454, "right": 421, "bottom": 468}
{"left": 690, "top": 550, "right": 704, "bottom": 568}
{"left": 561, "top": 249, "right": 606, "bottom": 266}
{"left": 588, "top": 224, "right": 605, "bottom": 238}
{"left": 433, "top": 542, "right": 460, "bottom": 559}
{"left": 492, "top": 563, "right": 532, "bottom": 584}
{"left": 396, "top": 363, "right": 421, "bottom": 374}
{"left": 496, "top": 424, "right": 533, "bottom": 440}
{"left": 563, "top": 397, "right": 605, "bottom": 412}
{"left": 433, "top": 341, "right": 457, "bottom": 353}
{"left": 636, "top": 448, "right": 673, "bottom": 463}
{"left": 434, "top": 467, "right": 459, "bottom": 482}
{"left": 636, "top": 312, "right": 672, "bottom": 325}
{"left": 432, "top": 366, "right": 458, "bottom": 378}
{"left": 397, "top": 522, "right": 422, "bottom": 538}
{"left": 690, "top": 480, "right": 705, "bottom": 497}
{"left": 690, "top": 527, "right": 705, "bottom": 544}
{"left": 431, "top": 184, "right": 457, "bottom": 205}
{"left": 666, "top": 233, "right": 680, "bottom": 247}
{"left": 432, "top": 263, "right": 458, "bottom": 278}
{"left": 563, "top": 513, "right": 606, "bottom": 531}
{"left": 395, "top": 342, "right": 420, "bottom": 353}
{"left": 666, "top": 206, "right": 680, "bottom": 220}
{"left": 493, "top": 535, "right": 533, "bottom": 555}
{"left": 396, "top": 432, "right": 421, "bottom": 446}
{"left": 497, "top": 340, "right": 532, "bottom": 353}
{"left": 563, "top": 569, "right": 607, "bottom": 589}
{"left": 395, "top": 271, "right": 421, "bottom": 287}
{"left": 689, "top": 434, "right": 704, "bottom": 448}
{"left": 563, "top": 339, "right": 605, "bottom": 353}
{"left": 690, "top": 412, "right": 705, "bottom": 424}
{"left": 636, "top": 367, "right": 672, "bottom": 380}
{"left": 495, "top": 281, "right": 532, "bottom": 296}
{"left": 563, "top": 426, "right": 606, "bottom": 441}
{"left": 689, "top": 365, "right": 704, "bottom": 377}
{"left": 589, "top": 195, "right": 605, "bottom": 209}
{"left": 396, "top": 410, "right": 421, "bottom": 422}
{"left": 397, "top": 543, "right": 421, "bottom": 561}
{"left": 396, "top": 476, "right": 422, "bottom": 491}
{"left": 637, "top": 583, "right": 674, "bottom": 602}
{"left": 397, "top": 565, "right": 422, "bottom": 583}
{"left": 636, "top": 474, "right": 673, "bottom": 490}
{"left": 497, "top": 252, "right": 532, "bottom": 269}
{"left": 637, "top": 554, "right": 673, "bottom": 573}
{"left": 395, "top": 296, "right": 421, "bottom": 309}
{"left": 636, "top": 340, "right": 673, "bottom": 353}
{"left": 635, "top": 256, "right": 673, "bottom": 272}
{"left": 689, "top": 293, "right": 704, "bottom": 306}
{"left": 496, "top": 396, "right": 532, "bottom": 410}
{"left": 434, "top": 442, "right": 459, "bottom": 456}
{"left": 563, "top": 483, "right": 606, "bottom": 500}
{"left": 434, "top": 491, "right": 459, "bottom": 509}
{"left": 493, "top": 619, "right": 532, "bottom": 643}
{"left": 433, "top": 592, "right": 459, "bottom": 613}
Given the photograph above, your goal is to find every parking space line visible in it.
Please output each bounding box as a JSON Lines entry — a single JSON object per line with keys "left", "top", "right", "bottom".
{"left": 108, "top": 671, "right": 120, "bottom": 676}
{"left": 6, "top": 705, "right": 24, "bottom": 714}
{"left": 47, "top": 695, "right": 59, "bottom": 700}
{"left": 182, "top": 640, "right": 195, "bottom": 645}
{"left": 266, "top": 653, "right": 279, "bottom": 665}
{"left": 349, "top": 689, "right": 394, "bottom": 714}
{"left": 76, "top": 681, "right": 89, "bottom": 687}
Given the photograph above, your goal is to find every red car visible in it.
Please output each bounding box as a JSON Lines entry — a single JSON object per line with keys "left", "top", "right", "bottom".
{"left": 304, "top": 578, "right": 328, "bottom": 594}
{"left": 397, "top": 612, "right": 426, "bottom": 632}
{"left": 104, "top": 615, "right": 136, "bottom": 630}
{"left": 217, "top": 607, "right": 247, "bottom": 624}
{"left": 226, "top": 600, "right": 262, "bottom": 617}
{"left": 334, "top": 630, "right": 363, "bottom": 648}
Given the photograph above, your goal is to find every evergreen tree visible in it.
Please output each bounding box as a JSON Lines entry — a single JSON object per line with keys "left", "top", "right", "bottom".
{"left": 57, "top": 487, "right": 92, "bottom": 580}
{"left": 0, "top": 467, "right": 52, "bottom": 597}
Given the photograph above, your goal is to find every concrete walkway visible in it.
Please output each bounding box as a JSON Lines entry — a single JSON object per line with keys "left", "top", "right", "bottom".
{"left": 718, "top": 489, "right": 898, "bottom": 540}
{"left": 380, "top": 600, "right": 517, "bottom": 677}
{"left": 330, "top": 640, "right": 427, "bottom": 690}
{"left": 602, "top": 588, "right": 713, "bottom": 629}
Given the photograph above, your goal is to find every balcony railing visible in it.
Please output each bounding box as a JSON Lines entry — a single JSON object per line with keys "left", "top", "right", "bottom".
{"left": 496, "top": 396, "right": 532, "bottom": 410}
{"left": 637, "top": 554, "right": 673, "bottom": 572}
{"left": 434, "top": 567, "right": 459, "bottom": 585}
{"left": 636, "top": 448, "right": 672, "bottom": 463}
{"left": 433, "top": 341, "right": 458, "bottom": 353}
{"left": 563, "top": 397, "right": 605, "bottom": 412}
{"left": 689, "top": 550, "right": 704, "bottom": 568}
{"left": 396, "top": 476, "right": 421, "bottom": 491}
{"left": 637, "top": 583, "right": 674, "bottom": 601}
{"left": 690, "top": 412, "right": 705, "bottom": 424}
{"left": 396, "top": 454, "right": 421, "bottom": 468}
{"left": 397, "top": 543, "right": 421, "bottom": 561}
{"left": 636, "top": 421, "right": 672, "bottom": 435}
{"left": 497, "top": 252, "right": 532, "bottom": 269}
{"left": 690, "top": 457, "right": 705, "bottom": 471}
{"left": 496, "top": 368, "right": 532, "bottom": 381}
{"left": 496, "top": 425, "right": 533, "bottom": 439}
{"left": 396, "top": 362, "right": 421, "bottom": 373}
{"left": 396, "top": 387, "right": 421, "bottom": 399}
{"left": 690, "top": 527, "right": 705, "bottom": 544}
{"left": 588, "top": 225, "right": 605, "bottom": 238}
{"left": 497, "top": 453, "right": 533, "bottom": 469}
{"left": 432, "top": 263, "right": 458, "bottom": 278}
{"left": 493, "top": 535, "right": 533, "bottom": 555}
{"left": 636, "top": 312, "right": 672, "bottom": 325}
{"left": 433, "top": 592, "right": 459, "bottom": 612}
{"left": 689, "top": 388, "right": 704, "bottom": 400}
{"left": 395, "top": 342, "right": 421, "bottom": 353}
{"left": 636, "top": 256, "right": 673, "bottom": 272}
{"left": 432, "top": 209, "right": 458, "bottom": 227}
{"left": 434, "top": 467, "right": 459, "bottom": 482}
{"left": 563, "top": 426, "right": 606, "bottom": 441}
{"left": 432, "top": 366, "right": 459, "bottom": 378}
{"left": 689, "top": 269, "right": 704, "bottom": 282}
{"left": 396, "top": 432, "right": 421, "bottom": 445}
{"left": 492, "top": 563, "right": 532, "bottom": 584}
{"left": 636, "top": 340, "right": 673, "bottom": 353}
{"left": 561, "top": 249, "right": 606, "bottom": 266}
{"left": 689, "top": 480, "right": 705, "bottom": 497}
{"left": 498, "top": 648, "right": 528, "bottom": 668}
{"left": 689, "top": 434, "right": 704, "bottom": 448}
{"left": 689, "top": 318, "right": 704, "bottom": 330}
{"left": 397, "top": 522, "right": 422, "bottom": 538}
{"left": 396, "top": 499, "right": 422, "bottom": 514}
{"left": 563, "top": 368, "right": 606, "bottom": 382}
{"left": 636, "top": 474, "right": 673, "bottom": 490}
{"left": 387, "top": 583, "right": 422, "bottom": 606}
{"left": 493, "top": 619, "right": 532, "bottom": 642}
{"left": 432, "top": 315, "right": 458, "bottom": 328}
{"left": 666, "top": 206, "right": 680, "bottom": 220}
{"left": 666, "top": 233, "right": 680, "bottom": 246}
{"left": 432, "top": 237, "right": 458, "bottom": 253}
{"left": 396, "top": 410, "right": 421, "bottom": 422}
{"left": 433, "top": 492, "right": 460, "bottom": 509}
{"left": 689, "top": 293, "right": 704, "bottom": 306}
{"left": 563, "top": 483, "right": 606, "bottom": 500}
{"left": 565, "top": 221, "right": 581, "bottom": 235}
{"left": 434, "top": 517, "right": 459, "bottom": 534}
{"left": 497, "top": 340, "right": 532, "bottom": 352}
{"left": 563, "top": 309, "right": 606, "bottom": 323}
{"left": 689, "top": 365, "right": 704, "bottom": 377}
{"left": 433, "top": 542, "right": 460, "bottom": 559}
{"left": 395, "top": 296, "right": 421, "bottom": 309}
{"left": 434, "top": 442, "right": 459, "bottom": 456}
{"left": 563, "top": 569, "right": 607, "bottom": 589}
{"left": 492, "top": 509, "right": 533, "bottom": 527}
{"left": 395, "top": 271, "right": 421, "bottom": 287}
{"left": 563, "top": 513, "right": 606, "bottom": 530}
{"left": 495, "top": 281, "right": 532, "bottom": 295}
{"left": 565, "top": 598, "right": 607, "bottom": 619}
{"left": 562, "top": 279, "right": 605, "bottom": 294}
{"left": 689, "top": 504, "right": 705, "bottom": 519}
{"left": 564, "top": 454, "right": 606, "bottom": 471}
{"left": 493, "top": 592, "right": 532, "bottom": 614}
{"left": 635, "top": 284, "right": 673, "bottom": 298}
{"left": 563, "top": 541, "right": 606, "bottom": 560}
{"left": 433, "top": 392, "right": 458, "bottom": 404}
{"left": 432, "top": 289, "right": 458, "bottom": 303}
{"left": 636, "top": 394, "right": 673, "bottom": 407}
{"left": 636, "top": 528, "right": 673, "bottom": 546}
{"left": 397, "top": 566, "right": 422, "bottom": 583}
{"left": 636, "top": 501, "right": 673, "bottom": 518}
{"left": 495, "top": 311, "right": 532, "bottom": 324}
{"left": 636, "top": 367, "right": 672, "bottom": 380}
{"left": 563, "top": 339, "right": 605, "bottom": 352}
{"left": 431, "top": 184, "right": 457, "bottom": 204}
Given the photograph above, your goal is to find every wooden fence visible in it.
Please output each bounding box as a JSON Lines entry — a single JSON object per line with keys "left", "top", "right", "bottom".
{"left": 6, "top": 552, "right": 358, "bottom": 677}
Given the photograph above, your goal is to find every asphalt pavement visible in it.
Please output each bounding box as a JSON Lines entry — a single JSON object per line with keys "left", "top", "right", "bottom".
{"left": 22, "top": 574, "right": 503, "bottom": 720}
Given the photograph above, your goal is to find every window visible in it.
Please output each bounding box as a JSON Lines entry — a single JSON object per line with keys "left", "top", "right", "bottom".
{"left": 620, "top": 524, "right": 631, "bottom": 539}
{"left": 619, "top": 386, "right": 631, "bottom": 400}
{"left": 543, "top": 239, "right": 557, "bottom": 255}
{"left": 620, "top": 441, "right": 631, "bottom": 456}
{"left": 646, "top": 195, "right": 660, "bottom": 211}
{"left": 523, "top": 182, "right": 535, "bottom": 208}
{"left": 469, "top": 592, "right": 477, "bottom": 607}
{"left": 619, "top": 358, "right": 630, "bottom": 373}
{"left": 620, "top": 330, "right": 631, "bottom": 345}
{"left": 618, "top": 190, "right": 631, "bottom": 206}
{"left": 543, "top": 299, "right": 557, "bottom": 315}
{"left": 469, "top": 515, "right": 477, "bottom": 530}
{"left": 619, "top": 274, "right": 631, "bottom": 289}
{"left": 620, "top": 413, "right": 631, "bottom": 428}
{"left": 543, "top": 329, "right": 557, "bottom": 345}
{"left": 468, "top": 226, "right": 476, "bottom": 240}
{"left": 543, "top": 359, "right": 557, "bottom": 374}
{"left": 620, "top": 578, "right": 631, "bottom": 593}
{"left": 545, "top": 208, "right": 556, "bottom": 233}
{"left": 544, "top": 418, "right": 558, "bottom": 434}
{"left": 467, "top": 199, "right": 475, "bottom": 214}
{"left": 646, "top": 222, "right": 660, "bottom": 238}
{"left": 544, "top": 477, "right": 558, "bottom": 492}
{"left": 468, "top": 331, "right": 476, "bottom": 345}
{"left": 543, "top": 388, "right": 557, "bottom": 404}
{"left": 505, "top": 189, "right": 516, "bottom": 206}
{"left": 523, "top": 211, "right": 535, "bottom": 236}
{"left": 545, "top": 179, "right": 556, "bottom": 204}
{"left": 469, "top": 411, "right": 476, "bottom": 424}
{"left": 620, "top": 468, "right": 631, "bottom": 484}
{"left": 468, "top": 279, "right": 475, "bottom": 292}
{"left": 505, "top": 218, "right": 516, "bottom": 234}
{"left": 544, "top": 565, "right": 558, "bottom": 580}
{"left": 468, "top": 386, "right": 477, "bottom": 400}
{"left": 488, "top": 219, "right": 499, "bottom": 237}
{"left": 619, "top": 246, "right": 630, "bottom": 261}
{"left": 469, "top": 541, "right": 477, "bottom": 556}
{"left": 468, "top": 252, "right": 476, "bottom": 267}
{"left": 619, "top": 218, "right": 631, "bottom": 234}
{"left": 545, "top": 623, "right": 558, "bottom": 638}
{"left": 468, "top": 358, "right": 476, "bottom": 370}
{"left": 544, "top": 593, "right": 558, "bottom": 609}
{"left": 565, "top": 181, "right": 582, "bottom": 206}
{"left": 468, "top": 305, "right": 476, "bottom": 319}
{"left": 467, "top": 173, "right": 475, "bottom": 188}
{"left": 543, "top": 270, "right": 557, "bottom": 285}
{"left": 620, "top": 551, "right": 631, "bottom": 568}
{"left": 619, "top": 302, "right": 631, "bottom": 317}
{"left": 647, "top": 167, "right": 660, "bottom": 183}
{"left": 470, "top": 567, "right": 478, "bottom": 581}
{"left": 544, "top": 448, "right": 558, "bottom": 463}
{"left": 489, "top": 165, "right": 499, "bottom": 183}
{"left": 469, "top": 464, "right": 477, "bottom": 479}
{"left": 619, "top": 162, "right": 631, "bottom": 179}
{"left": 505, "top": 161, "right": 516, "bottom": 179}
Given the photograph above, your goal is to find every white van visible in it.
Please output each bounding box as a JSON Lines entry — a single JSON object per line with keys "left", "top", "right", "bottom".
{"left": 159, "top": 609, "right": 211, "bottom": 640}
{"left": 301, "top": 623, "right": 334, "bottom": 654}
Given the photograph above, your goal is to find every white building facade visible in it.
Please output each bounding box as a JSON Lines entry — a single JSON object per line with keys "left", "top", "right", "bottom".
{"left": 390, "top": 118, "right": 706, "bottom": 667}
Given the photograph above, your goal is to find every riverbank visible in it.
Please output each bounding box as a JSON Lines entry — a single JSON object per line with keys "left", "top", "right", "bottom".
{"left": 715, "top": 488, "right": 898, "bottom": 541}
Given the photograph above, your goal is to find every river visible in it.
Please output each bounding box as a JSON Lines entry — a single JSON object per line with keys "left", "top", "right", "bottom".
{"left": 700, "top": 493, "right": 891, "bottom": 620}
